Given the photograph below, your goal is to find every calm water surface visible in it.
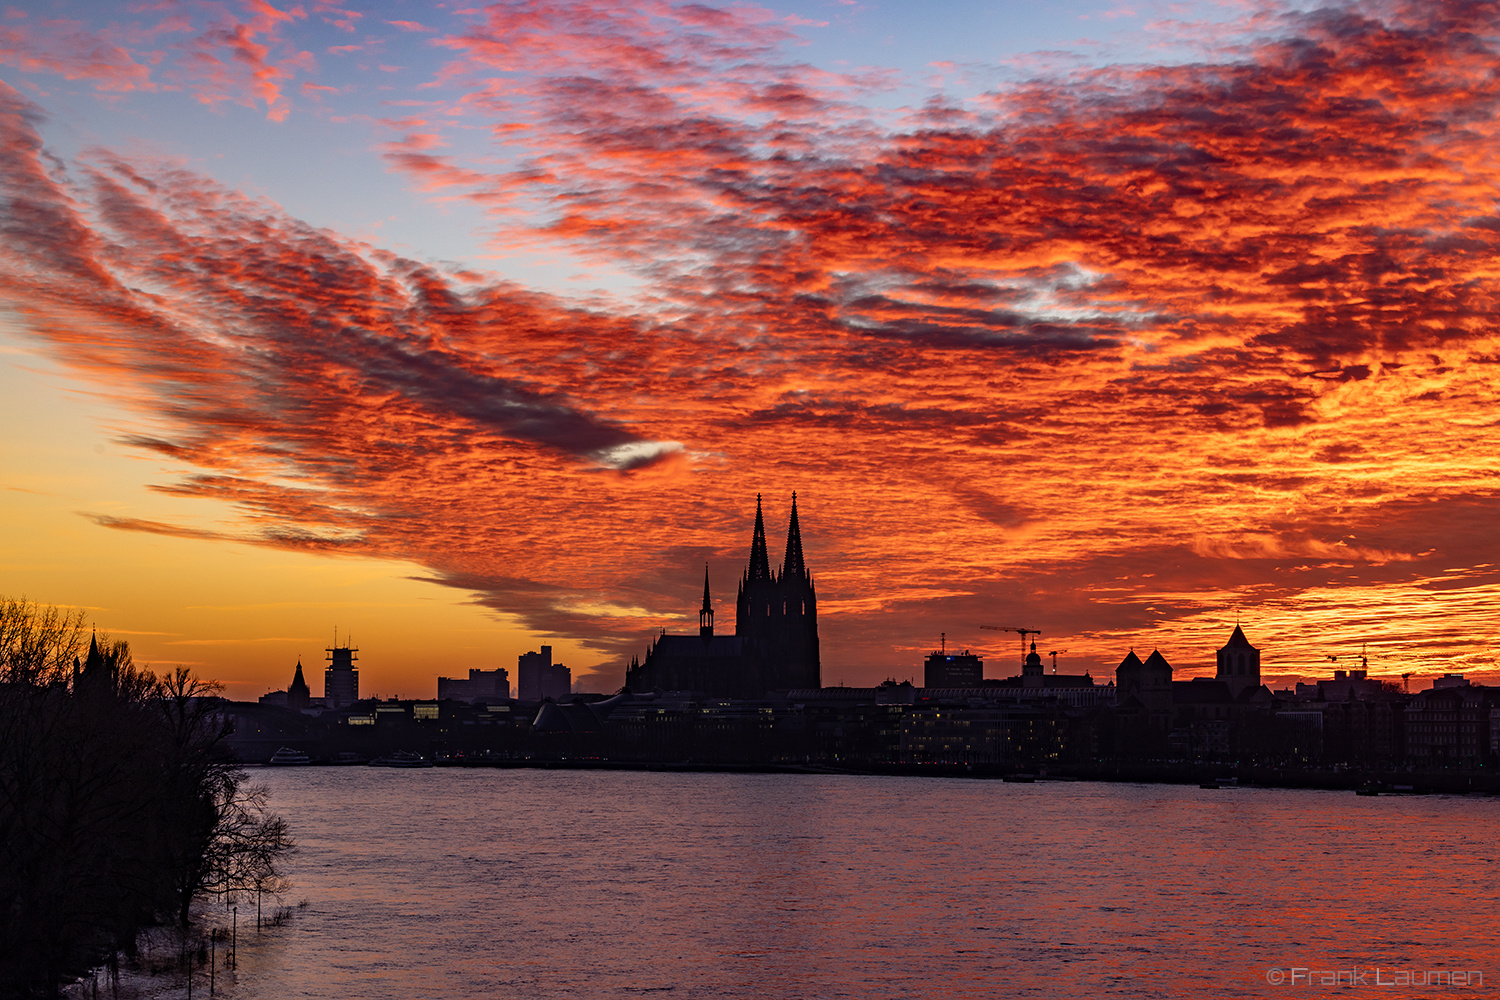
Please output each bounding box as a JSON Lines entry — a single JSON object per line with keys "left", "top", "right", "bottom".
{"left": 209, "top": 770, "right": 1499, "bottom": 998}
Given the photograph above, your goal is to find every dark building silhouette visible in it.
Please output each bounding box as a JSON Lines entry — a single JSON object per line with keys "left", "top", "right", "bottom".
{"left": 1404, "top": 677, "right": 1500, "bottom": 765}
{"left": 438, "top": 667, "right": 511, "bottom": 703}
{"left": 1109, "top": 626, "right": 1283, "bottom": 759}
{"left": 518, "top": 646, "right": 570, "bottom": 700}
{"left": 1116, "top": 649, "right": 1173, "bottom": 724}
{"left": 219, "top": 613, "right": 1500, "bottom": 777}
{"left": 287, "top": 659, "right": 311, "bottom": 710}
{"left": 1216, "top": 624, "right": 1261, "bottom": 698}
{"left": 626, "top": 494, "right": 820, "bottom": 698}
{"left": 925, "top": 648, "right": 983, "bottom": 688}
{"left": 73, "top": 630, "right": 117, "bottom": 700}
{"left": 325, "top": 641, "right": 359, "bottom": 708}
{"left": 1112, "top": 648, "right": 1174, "bottom": 756}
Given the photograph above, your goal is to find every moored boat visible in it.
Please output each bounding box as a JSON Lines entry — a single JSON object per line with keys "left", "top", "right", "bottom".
{"left": 370, "top": 750, "right": 434, "bottom": 768}
{"left": 268, "top": 747, "right": 311, "bottom": 765}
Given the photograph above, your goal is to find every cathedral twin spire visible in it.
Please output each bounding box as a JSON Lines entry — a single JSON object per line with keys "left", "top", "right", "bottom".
{"left": 783, "top": 492, "right": 805, "bottom": 578}
{"left": 746, "top": 494, "right": 772, "bottom": 582}
{"left": 744, "top": 492, "right": 807, "bottom": 584}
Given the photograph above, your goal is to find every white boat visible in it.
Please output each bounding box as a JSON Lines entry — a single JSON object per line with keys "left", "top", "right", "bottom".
{"left": 268, "top": 747, "right": 311, "bottom": 765}
{"left": 369, "top": 750, "right": 433, "bottom": 768}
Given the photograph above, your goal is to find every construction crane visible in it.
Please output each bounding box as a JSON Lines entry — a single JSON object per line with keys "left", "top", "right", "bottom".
{"left": 1401, "top": 672, "right": 1412, "bottom": 694}
{"left": 1049, "top": 650, "right": 1067, "bottom": 674}
{"left": 980, "top": 626, "right": 1041, "bottom": 665}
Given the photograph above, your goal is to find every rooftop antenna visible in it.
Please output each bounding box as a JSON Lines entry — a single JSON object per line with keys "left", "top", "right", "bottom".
{"left": 941, "top": 632, "right": 946, "bottom": 654}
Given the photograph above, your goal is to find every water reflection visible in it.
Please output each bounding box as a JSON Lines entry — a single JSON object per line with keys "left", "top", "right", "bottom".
{"left": 213, "top": 771, "right": 1499, "bottom": 999}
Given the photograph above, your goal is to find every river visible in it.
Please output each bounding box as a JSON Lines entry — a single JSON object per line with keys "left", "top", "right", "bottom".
{"left": 194, "top": 769, "right": 1498, "bottom": 998}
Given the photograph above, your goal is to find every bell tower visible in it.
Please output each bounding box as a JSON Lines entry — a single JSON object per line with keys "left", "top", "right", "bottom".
{"left": 1216, "top": 624, "right": 1261, "bottom": 698}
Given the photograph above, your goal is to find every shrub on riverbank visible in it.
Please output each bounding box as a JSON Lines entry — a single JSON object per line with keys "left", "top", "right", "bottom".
{"left": 0, "top": 597, "right": 292, "bottom": 998}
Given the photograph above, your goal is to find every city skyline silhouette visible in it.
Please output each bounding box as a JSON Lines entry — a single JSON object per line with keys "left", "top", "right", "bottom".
{"left": 3, "top": 1, "right": 1499, "bottom": 701}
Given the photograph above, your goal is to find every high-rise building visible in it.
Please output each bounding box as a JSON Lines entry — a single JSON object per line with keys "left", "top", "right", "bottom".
{"left": 518, "top": 645, "right": 570, "bottom": 700}
{"left": 325, "top": 641, "right": 359, "bottom": 708}
{"left": 925, "top": 650, "right": 983, "bottom": 688}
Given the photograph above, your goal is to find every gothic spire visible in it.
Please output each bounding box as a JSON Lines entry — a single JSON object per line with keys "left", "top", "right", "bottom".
{"left": 699, "top": 563, "right": 714, "bottom": 638}
{"left": 746, "top": 494, "right": 771, "bottom": 582}
{"left": 782, "top": 491, "right": 805, "bottom": 579}
{"left": 83, "top": 629, "right": 104, "bottom": 675}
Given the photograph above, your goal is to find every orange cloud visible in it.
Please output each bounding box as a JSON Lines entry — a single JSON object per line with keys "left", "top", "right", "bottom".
{"left": 7, "top": 3, "right": 1500, "bottom": 687}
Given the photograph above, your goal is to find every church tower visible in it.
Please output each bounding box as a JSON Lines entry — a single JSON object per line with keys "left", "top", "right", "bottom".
{"left": 287, "top": 658, "right": 311, "bottom": 710}
{"left": 736, "top": 494, "right": 776, "bottom": 637}
{"left": 699, "top": 565, "right": 714, "bottom": 639}
{"left": 736, "top": 493, "right": 820, "bottom": 693}
{"left": 775, "top": 492, "right": 819, "bottom": 690}
{"left": 1216, "top": 624, "right": 1261, "bottom": 698}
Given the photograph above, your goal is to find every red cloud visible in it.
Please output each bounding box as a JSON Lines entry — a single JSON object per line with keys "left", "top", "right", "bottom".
{"left": 313, "top": 2, "right": 362, "bottom": 32}
{"left": 175, "top": 2, "right": 315, "bottom": 120}
{"left": 0, "top": 20, "right": 155, "bottom": 91}
{"left": 8, "top": 4, "right": 1500, "bottom": 683}
{"left": 0, "top": 1, "right": 326, "bottom": 118}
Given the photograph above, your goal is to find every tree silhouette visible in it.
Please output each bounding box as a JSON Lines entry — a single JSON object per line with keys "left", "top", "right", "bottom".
{"left": 0, "top": 599, "right": 293, "bottom": 997}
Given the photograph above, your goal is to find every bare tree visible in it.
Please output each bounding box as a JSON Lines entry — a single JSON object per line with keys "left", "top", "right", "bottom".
{"left": 154, "top": 666, "right": 295, "bottom": 925}
{"left": 199, "top": 785, "right": 295, "bottom": 911}
{"left": 0, "top": 595, "right": 86, "bottom": 685}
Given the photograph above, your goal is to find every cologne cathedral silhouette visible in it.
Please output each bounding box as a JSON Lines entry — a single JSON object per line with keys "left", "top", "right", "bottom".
{"left": 625, "top": 494, "right": 819, "bottom": 698}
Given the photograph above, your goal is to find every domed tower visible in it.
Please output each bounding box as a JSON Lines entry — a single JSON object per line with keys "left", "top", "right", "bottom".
{"left": 1023, "top": 641, "right": 1045, "bottom": 688}
{"left": 1216, "top": 624, "right": 1261, "bottom": 698}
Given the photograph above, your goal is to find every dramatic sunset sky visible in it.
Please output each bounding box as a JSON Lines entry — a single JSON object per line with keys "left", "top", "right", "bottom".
{"left": 4, "top": 0, "right": 1500, "bottom": 700}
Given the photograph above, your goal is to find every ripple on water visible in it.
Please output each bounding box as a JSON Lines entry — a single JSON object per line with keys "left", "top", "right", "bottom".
{"left": 191, "top": 771, "right": 1500, "bottom": 1000}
